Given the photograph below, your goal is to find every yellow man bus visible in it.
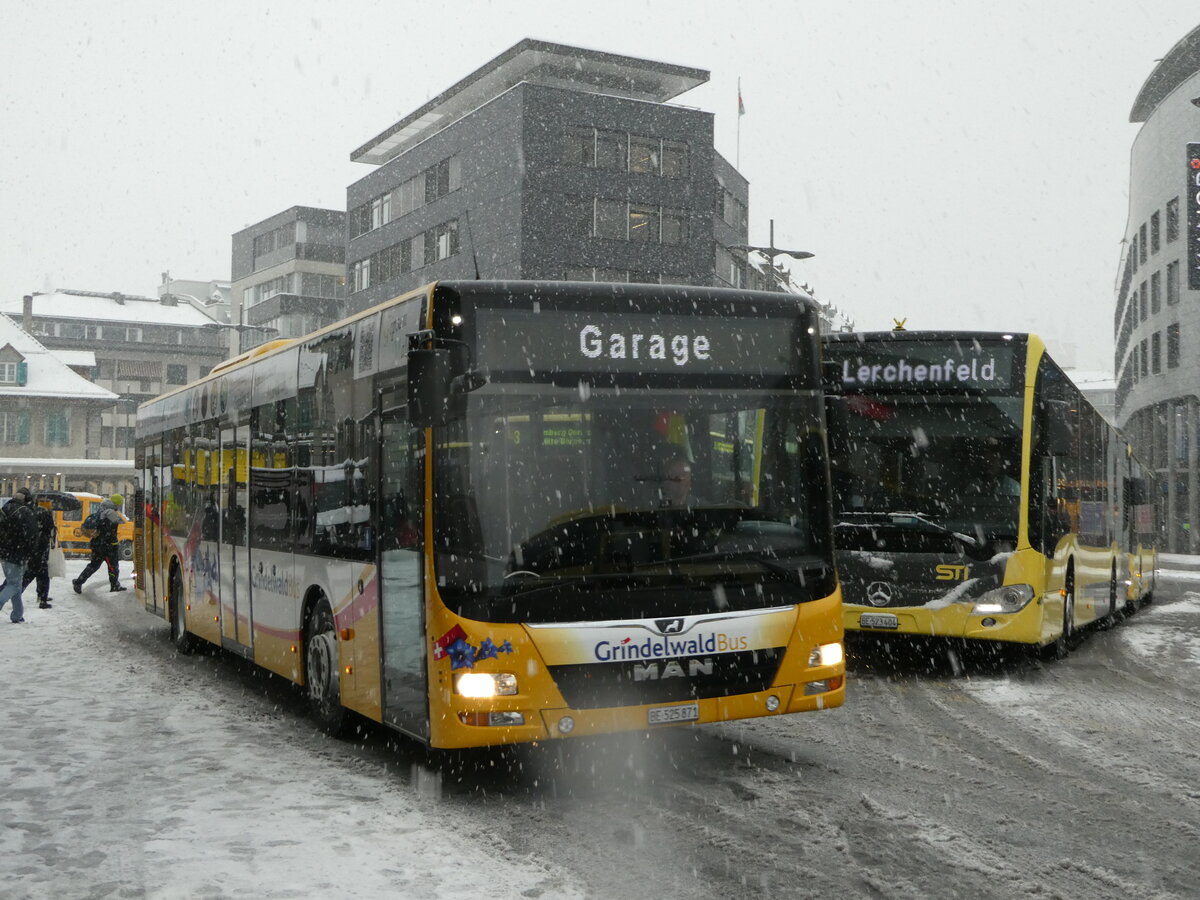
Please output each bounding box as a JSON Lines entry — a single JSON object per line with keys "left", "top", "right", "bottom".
{"left": 823, "top": 331, "right": 1157, "bottom": 659}
{"left": 135, "top": 281, "right": 845, "bottom": 749}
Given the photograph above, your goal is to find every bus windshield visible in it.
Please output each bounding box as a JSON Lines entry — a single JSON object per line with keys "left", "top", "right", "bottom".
{"left": 827, "top": 393, "right": 1024, "bottom": 548}
{"left": 432, "top": 385, "right": 834, "bottom": 622}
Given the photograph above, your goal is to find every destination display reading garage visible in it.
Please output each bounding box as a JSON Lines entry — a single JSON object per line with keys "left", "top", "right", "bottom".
{"left": 473, "top": 307, "right": 804, "bottom": 378}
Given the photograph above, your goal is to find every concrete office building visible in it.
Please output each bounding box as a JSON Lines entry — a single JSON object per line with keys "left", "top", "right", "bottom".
{"left": 1115, "top": 23, "right": 1200, "bottom": 552}
{"left": 231, "top": 206, "right": 347, "bottom": 353}
{"left": 344, "top": 39, "right": 751, "bottom": 314}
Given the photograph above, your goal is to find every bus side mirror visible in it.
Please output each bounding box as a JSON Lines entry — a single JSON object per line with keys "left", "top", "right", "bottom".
{"left": 1045, "top": 400, "right": 1074, "bottom": 457}
{"left": 408, "top": 348, "right": 452, "bottom": 428}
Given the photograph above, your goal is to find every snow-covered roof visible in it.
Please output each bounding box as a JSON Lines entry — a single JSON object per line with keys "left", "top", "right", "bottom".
{"left": 0, "top": 315, "right": 118, "bottom": 401}
{"left": 1, "top": 291, "right": 219, "bottom": 327}
{"left": 0, "top": 458, "right": 133, "bottom": 475}
{"left": 52, "top": 349, "right": 97, "bottom": 368}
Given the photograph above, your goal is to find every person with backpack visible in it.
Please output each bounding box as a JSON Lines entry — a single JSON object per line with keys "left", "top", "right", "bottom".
{"left": 73, "top": 494, "right": 126, "bottom": 594}
{"left": 19, "top": 495, "right": 58, "bottom": 608}
{"left": 0, "top": 487, "right": 39, "bottom": 622}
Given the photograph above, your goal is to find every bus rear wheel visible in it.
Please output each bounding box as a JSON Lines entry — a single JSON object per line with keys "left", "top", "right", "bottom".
{"left": 305, "top": 601, "right": 348, "bottom": 736}
{"left": 169, "top": 567, "right": 197, "bottom": 655}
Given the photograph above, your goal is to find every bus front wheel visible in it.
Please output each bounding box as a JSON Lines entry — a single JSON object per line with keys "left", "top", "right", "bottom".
{"left": 1042, "top": 570, "right": 1075, "bottom": 661}
{"left": 305, "top": 601, "right": 348, "bottom": 736}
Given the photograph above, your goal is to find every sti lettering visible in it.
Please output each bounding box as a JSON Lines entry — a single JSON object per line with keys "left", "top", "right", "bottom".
{"left": 842, "top": 357, "right": 997, "bottom": 386}
{"left": 578, "top": 324, "right": 711, "bottom": 366}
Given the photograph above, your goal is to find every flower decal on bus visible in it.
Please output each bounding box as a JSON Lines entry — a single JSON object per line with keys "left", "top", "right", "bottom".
{"left": 433, "top": 625, "right": 514, "bottom": 670}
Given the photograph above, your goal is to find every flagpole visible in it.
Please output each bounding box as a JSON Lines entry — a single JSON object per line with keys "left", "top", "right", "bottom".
{"left": 736, "top": 77, "right": 742, "bottom": 169}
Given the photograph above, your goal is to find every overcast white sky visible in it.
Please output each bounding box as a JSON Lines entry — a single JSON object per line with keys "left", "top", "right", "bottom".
{"left": 2, "top": 1, "right": 1197, "bottom": 371}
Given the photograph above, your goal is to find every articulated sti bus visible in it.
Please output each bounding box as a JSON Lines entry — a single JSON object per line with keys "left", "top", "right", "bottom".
{"left": 134, "top": 281, "right": 845, "bottom": 749}
{"left": 823, "top": 331, "right": 1158, "bottom": 658}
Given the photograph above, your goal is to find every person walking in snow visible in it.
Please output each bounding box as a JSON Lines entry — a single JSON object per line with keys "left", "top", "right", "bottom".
{"left": 0, "top": 487, "right": 39, "bottom": 622}
{"left": 73, "top": 494, "right": 126, "bottom": 593}
{"left": 17, "top": 495, "right": 57, "bottom": 608}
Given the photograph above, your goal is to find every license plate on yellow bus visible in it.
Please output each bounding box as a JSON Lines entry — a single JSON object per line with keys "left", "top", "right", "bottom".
{"left": 859, "top": 612, "right": 899, "bottom": 630}
{"left": 647, "top": 702, "right": 699, "bottom": 725}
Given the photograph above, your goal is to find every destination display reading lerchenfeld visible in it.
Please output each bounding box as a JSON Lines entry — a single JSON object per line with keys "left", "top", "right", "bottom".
{"left": 474, "top": 308, "right": 799, "bottom": 377}
{"left": 829, "top": 340, "right": 1017, "bottom": 392}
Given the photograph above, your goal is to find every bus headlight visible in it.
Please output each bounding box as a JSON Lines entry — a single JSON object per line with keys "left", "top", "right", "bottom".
{"left": 971, "top": 584, "right": 1034, "bottom": 615}
{"left": 456, "top": 672, "right": 518, "bottom": 697}
{"left": 808, "top": 642, "right": 844, "bottom": 667}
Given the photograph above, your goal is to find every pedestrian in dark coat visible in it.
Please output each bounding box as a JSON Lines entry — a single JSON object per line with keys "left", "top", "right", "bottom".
{"left": 0, "top": 487, "right": 39, "bottom": 623}
{"left": 73, "top": 496, "right": 126, "bottom": 593}
{"left": 21, "top": 498, "right": 58, "bottom": 608}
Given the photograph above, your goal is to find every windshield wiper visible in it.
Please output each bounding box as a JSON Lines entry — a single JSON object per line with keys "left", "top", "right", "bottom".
{"left": 837, "top": 510, "right": 979, "bottom": 548}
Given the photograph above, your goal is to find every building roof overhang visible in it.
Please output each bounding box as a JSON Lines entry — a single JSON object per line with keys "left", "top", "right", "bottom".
{"left": 1130, "top": 24, "right": 1200, "bottom": 122}
{"left": 351, "top": 38, "right": 708, "bottom": 166}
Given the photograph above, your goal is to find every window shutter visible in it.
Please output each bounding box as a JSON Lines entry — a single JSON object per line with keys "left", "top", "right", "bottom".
{"left": 17, "top": 411, "right": 30, "bottom": 445}
{"left": 16, "top": 361, "right": 27, "bottom": 385}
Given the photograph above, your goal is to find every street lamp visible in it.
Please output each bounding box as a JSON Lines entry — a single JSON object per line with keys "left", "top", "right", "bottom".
{"left": 729, "top": 218, "right": 814, "bottom": 291}
{"left": 202, "top": 321, "right": 280, "bottom": 357}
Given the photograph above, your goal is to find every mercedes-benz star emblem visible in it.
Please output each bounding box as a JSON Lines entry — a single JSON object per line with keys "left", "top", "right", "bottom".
{"left": 866, "top": 581, "right": 895, "bottom": 607}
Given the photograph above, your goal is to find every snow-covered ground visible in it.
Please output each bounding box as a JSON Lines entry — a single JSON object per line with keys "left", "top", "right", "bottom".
{"left": 0, "top": 559, "right": 583, "bottom": 900}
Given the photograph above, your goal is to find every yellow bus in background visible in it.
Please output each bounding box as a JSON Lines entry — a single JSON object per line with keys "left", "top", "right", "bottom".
{"left": 36, "top": 490, "right": 136, "bottom": 560}
{"left": 134, "top": 281, "right": 845, "bottom": 750}
{"left": 824, "top": 331, "right": 1158, "bottom": 660}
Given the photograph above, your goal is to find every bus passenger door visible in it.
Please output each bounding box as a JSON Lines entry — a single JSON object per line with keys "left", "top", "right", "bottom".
{"left": 219, "top": 424, "right": 253, "bottom": 651}
{"left": 143, "top": 445, "right": 161, "bottom": 611}
{"left": 378, "top": 409, "right": 427, "bottom": 739}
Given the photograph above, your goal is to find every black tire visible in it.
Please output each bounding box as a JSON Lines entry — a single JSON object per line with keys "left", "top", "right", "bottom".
{"left": 1042, "top": 568, "right": 1075, "bottom": 661}
{"left": 169, "top": 567, "right": 198, "bottom": 654}
{"left": 119, "top": 540, "right": 133, "bottom": 561}
{"left": 1104, "top": 565, "right": 1123, "bottom": 628}
{"left": 305, "top": 600, "right": 348, "bottom": 736}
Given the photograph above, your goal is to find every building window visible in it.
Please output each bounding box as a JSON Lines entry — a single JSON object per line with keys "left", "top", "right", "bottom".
{"left": 1167, "top": 197, "right": 1180, "bottom": 243}
{"left": 1151, "top": 270, "right": 1162, "bottom": 314}
{"left": 1139, "top": 223, "right": 1148, "bottom": 264}
{"left": 1129, "top": 234, "right": 1138, "bottom": 274}
{"left": 1139, "top": 281, "right": 1148, "bottom": 321}
{"left": 1151, "top": 332, "right": 1161, "bottom": 374}
{"left": 629, "top": 135, "right": 660, "bottom": 174}
{"left": 1167, "top": 323, "right": 1180, "bottom": 369}
{"left": 0, "top": 362, "right": 17, "bottom": 384}
{"left": 662, "top": 140, "right": 689, "bottom": 178}
{"left": 562, "top": 127, "right": 596, "bottom": 167}
{"left": 349, "top": 155, "right": 461, "bottom": 238}
{"left": 1140, "top": 339, "right": 1149, "bottom": 377}
{"left": 45, "top": 410, "right": 70, "bottom": 446}
{"left": 628, "top": 204, "right": 659, "bottom": 242}
{"left": 661, "top": 208, "right": 688, "bottom": 246}
{"left": 594, "top": 199, "right": 627, "bottom": 239}
{"left": 595, "top": 130, "right": 627, "bottom": 170}
{"left": 715, "top": 245, "right": 742, "bottom": 288}
{"left": 1130, "top": 344, "right": 1139, "bottom": 383}
{"left": 167, "top": 364, "right": 188, "bottom": 385}
{"left": 0, "top": 411, "right": 30, "bottom": 445}
{"left": 1168, "top": 259, "right": 1180, "bottom": 305}
{"left": 1151, "top": 211, "right": 1161, "bottom": 254}
{"left": 718, "top": 187, "right": 747, "bottom": 231}
{"left": 253, "top": 222, "right": 296, "bottom": 260}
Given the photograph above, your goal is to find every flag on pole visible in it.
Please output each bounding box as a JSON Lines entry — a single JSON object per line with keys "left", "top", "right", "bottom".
{"left": 738, "top": 82, "right": 745, "bottom": 116}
